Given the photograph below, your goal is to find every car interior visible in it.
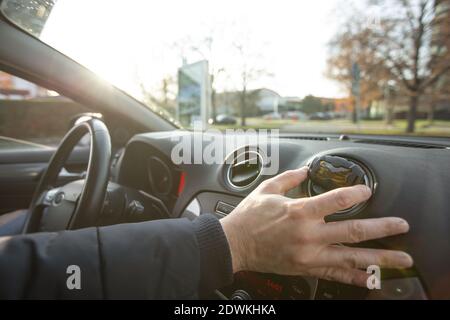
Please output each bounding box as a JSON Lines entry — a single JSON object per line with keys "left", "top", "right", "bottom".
{"left": 1, "top": 0, "right": 450, "bottom": 300}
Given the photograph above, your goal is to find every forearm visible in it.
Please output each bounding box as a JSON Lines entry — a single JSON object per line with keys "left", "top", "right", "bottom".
{"left": 0, "top": 215, "right": 233, "bottom": 299}
{"left": 0, "top": 228, "right": 102, "bottom": 299}
{"left": 98, "top": 214, "right": 233, "bottom": 299}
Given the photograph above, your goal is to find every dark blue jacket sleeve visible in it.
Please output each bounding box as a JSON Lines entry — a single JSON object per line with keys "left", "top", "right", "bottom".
{"left": 0, "top": 214, "right": 233, "bottom": 299}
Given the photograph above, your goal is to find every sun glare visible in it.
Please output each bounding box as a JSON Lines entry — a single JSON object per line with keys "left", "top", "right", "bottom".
{"left": 40, "top": 0, "right": 343, "bottom": 100}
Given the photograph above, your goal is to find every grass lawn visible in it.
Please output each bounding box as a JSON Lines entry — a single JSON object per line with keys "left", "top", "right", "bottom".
{"left": 211, "top": 118, "right": 450, "bottom": 137}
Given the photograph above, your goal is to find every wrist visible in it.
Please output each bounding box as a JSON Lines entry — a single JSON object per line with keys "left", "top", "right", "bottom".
{"left": 220, "top": 215, "right": 247, "bottom": 274}
{"left": 193, "top": 214, "right": 234, "bottom": 293}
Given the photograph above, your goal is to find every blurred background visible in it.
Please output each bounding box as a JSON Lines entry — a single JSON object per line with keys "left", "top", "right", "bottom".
{"left": 1, "top": 0, "right": 450, "bottom": 142}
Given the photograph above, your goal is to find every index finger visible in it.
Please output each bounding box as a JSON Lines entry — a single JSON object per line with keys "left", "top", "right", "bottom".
{"left": 299, "top": 184, "right": 372, "bottom": 218}
{"left": 258, "top": 167, "right": 309, "bottom": 195}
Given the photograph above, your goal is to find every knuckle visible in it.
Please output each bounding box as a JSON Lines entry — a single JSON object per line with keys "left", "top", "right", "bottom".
{"left": 344, "top": 251, "right": 360, "bottom": 269}
{"left": 348, "top": 220, "right": 366, "bottom": 243}
{"left": 287, "top": 252, "right": 301, "bottom": 267}
{"left": 378, "top": 252, "right": 391, "bottom": 266}
{"left": 323, "top": 268, "right": 340, "bottom": 282}
{"left": 301, "top": 199, "right": 317, "bottom": 217}
{"left": 294, "top": 253, "right": 311, "bottom": 267}
{"left": 283, "top": 170, "right": 297, "bottom": 180}
{"left": 321, "top": 268, "right": 333, "bottom": 280}
{"left": 261, "top": 196, "right": 275, "bottom": 209}
{"left": 335, "top": 189, "right": 353, "bottom": 209}
{"left": 285, "top": 202, "right": 302, "bottom": 220}
{"left": 341, "top": 272, "right": 353, "bottom": 284}
{"left": 284, "top": 200, "right": 294, "bottom": 213}
{"left": 288, "top": 211, "right": 301, "bottom": 223}
{"left": 258, "top": 180, "right": 272, "bottom": 191}
{"left": 384, "top": 219, "right": 402, "bottom": 235}
{"left": 296, "top": 231, "right": 313, "bottom": 244}
{"left": 341, "top": 271, "right": 355, "bottom": 285}
{"left": 295, "top": 199, "right": 308, "bottom": 213}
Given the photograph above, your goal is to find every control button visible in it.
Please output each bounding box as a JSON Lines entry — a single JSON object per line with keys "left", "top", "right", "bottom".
{"left": 45, "top": 194, "right": 54, "bottom": 203}
{"left": 102, "top": 193, "right": 113, "bottom": 216}
{"left": 282, "top": 277, "right": 311, "bottom": 300}
{"left": 366, "top": 278, "right": 427, "bottom": 300}
{"left": 127, "top": 200, "right": 145, "bottom": 217}
{"left": 53, "top": 192, "right": 65, "bottom": 206}
{"left": 315, "top": 281, "right": 341, "bottom": 300}
{"left": 231, "top": 290, "right": 252, "bottom": 300}
{"left": 44, "top": 189, "right": 59, "bottom": 204}
{"left": 215, "top": 201, "right": 236, "bottom": 216}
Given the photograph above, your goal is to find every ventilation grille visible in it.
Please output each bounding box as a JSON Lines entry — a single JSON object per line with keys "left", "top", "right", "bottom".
{"left": 284, "top": 136, "right": 329, "bottom": 141}
{"left": 355, "top": 139, "right": 447, "bottom": 149}
{"left": 226, "top": 150, "right": 263, "bottom": 189}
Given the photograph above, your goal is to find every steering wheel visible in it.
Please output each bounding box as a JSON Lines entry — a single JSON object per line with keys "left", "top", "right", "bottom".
{"left": 23, "top": 118, "right": 111, "bottom": 233}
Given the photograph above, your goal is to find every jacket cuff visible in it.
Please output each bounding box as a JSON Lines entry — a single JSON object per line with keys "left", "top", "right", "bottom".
{"left": 193, "top": 214, "right": 233, "bottom": 295}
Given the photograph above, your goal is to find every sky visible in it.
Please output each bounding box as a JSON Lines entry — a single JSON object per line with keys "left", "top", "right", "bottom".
{"left": 41, "top": 0, "right": 345, "bottom": 100}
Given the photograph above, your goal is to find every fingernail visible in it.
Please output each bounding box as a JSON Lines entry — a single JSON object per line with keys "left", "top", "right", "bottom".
{"left": 297, "top": 167, "right": 309, "bottom": 175}
{"left": 395, "top": 218, "right": 410, "bottom": 233}
{"left": 358, "top": 185, "right": 372, "bottom": 198}
{"left": 400, "top": 253, "right": 414, "bottom": 268}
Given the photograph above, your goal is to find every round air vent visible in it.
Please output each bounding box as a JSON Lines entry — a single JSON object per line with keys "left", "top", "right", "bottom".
{"left": 306, "top": 155, "right": 376, "bottom": 216}
{"left": 225, "top": 148, "right": 264, "bottom": 190}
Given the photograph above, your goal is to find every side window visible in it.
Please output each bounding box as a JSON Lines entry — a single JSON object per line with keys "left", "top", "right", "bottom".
{"left": 0, "top": 70, "right": 90, "bottom": 149}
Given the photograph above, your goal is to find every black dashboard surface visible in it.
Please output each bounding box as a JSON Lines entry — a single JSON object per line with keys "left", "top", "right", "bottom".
{"left": 117, "top": 131, "right": 450, "bottom": 299}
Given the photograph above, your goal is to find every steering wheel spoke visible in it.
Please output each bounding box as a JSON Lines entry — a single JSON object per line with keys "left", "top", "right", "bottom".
{"left": 24, "top": 118, "right": 111, "bottom": 233}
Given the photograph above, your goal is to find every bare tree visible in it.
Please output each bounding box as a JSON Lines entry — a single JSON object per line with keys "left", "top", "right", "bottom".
{"left": 328, "top": 0, "right": 450, "bottom": 133}
{"left": 133, "top": 62, "right": 177, "bottom": 117}
{"left": 140, "top": 76, "right": 176, "bottom": 115}
{"left": 233, "top": 41, "right": 273, "bottom": 126}
{"left": 171, "top": 23, "right": 273, "bottom": 126}
{"left": 368, "top": 0, "right": 450, "bottom": 132}
{"left": 326, "top": 19, "right": 391, "bottom": 121}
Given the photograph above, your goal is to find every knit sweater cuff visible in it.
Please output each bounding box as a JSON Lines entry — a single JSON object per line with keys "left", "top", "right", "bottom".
{"left": 193, "top": 214, "right": 233, "bottom": 295}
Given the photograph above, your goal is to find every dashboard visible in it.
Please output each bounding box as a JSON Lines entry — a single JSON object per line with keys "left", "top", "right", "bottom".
{"left": 112, "top": 130, "right": 450, "bottom": 300}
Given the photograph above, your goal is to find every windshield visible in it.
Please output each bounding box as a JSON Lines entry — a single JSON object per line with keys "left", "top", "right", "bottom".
{"left": 2, "top": 0, "right": 450, "bottom": 136}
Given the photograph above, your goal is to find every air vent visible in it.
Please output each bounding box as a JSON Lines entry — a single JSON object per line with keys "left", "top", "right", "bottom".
{"left": 285, "top": 136, "right": 329, "bottom": 141}
{"left": 355, "top": 139, "right": 447, "bottom": 149}
{"left": 225, "top": 149, "right": 263, "bottom": 189}
{"left": 306, "top": 155, "right": 376, "bottom": 217}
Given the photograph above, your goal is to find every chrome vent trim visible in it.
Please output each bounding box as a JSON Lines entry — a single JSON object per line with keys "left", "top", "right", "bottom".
{"left": 225, "top": 147, "right": 264, "bottom": 190}
{"left": 306, "top": 156, "right": 377, "bottom": 218}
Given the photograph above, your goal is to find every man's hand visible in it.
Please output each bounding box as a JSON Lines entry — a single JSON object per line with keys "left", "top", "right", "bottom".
{"left": 220, "top": 167, "right": 413, "bottom": 287}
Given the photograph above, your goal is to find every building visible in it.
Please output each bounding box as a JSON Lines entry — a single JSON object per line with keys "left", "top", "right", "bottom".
{"left": 430, "top": 0, "right": 450, "bottom": 119}
{"left": 213, "top": 89, "right": 357, "bottom": 118}
{"left": 0, "top": 71, "right": 48, "bottom": 100}
{"left": 215, "top": 88, "right": 281, "bottom": 116}
{"left": 333, "top": 98, "right": 354, "bottom": 113}
{"left": 432, "top": 0, "right": 450, "bottom": 61}
{"left": 315, "top": 97, "right": 353, "bottom": 113}
{"left": 254, "top": 88, "right": 281, "bottom": 114}
{"left": 278, "top": 96, "right": 302, "bottom": 112}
